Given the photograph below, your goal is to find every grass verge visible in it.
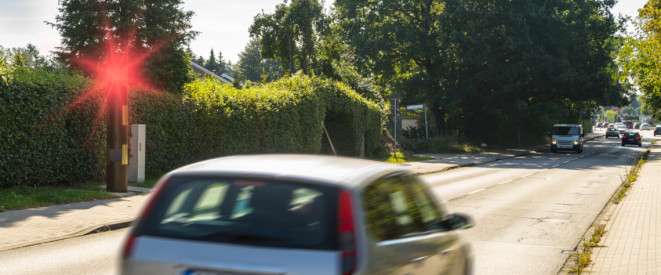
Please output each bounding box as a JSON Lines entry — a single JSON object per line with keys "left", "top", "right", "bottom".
{"left": 385, "top": 152, "right": 433, "bottom": 163}
{"left": 567, "top": 225, "right": 606, "bottom": 274}
{"left": 612, "top": 149, "right": 650, "bottom": 204}
{"left": 399, "top": 135, "right": 485, "bottom": 154}
{"left": 129, "top": 172, "right": 164, "bottom": 188}
{"left": 0, "top": 182, "right": 119, "bottom": 212}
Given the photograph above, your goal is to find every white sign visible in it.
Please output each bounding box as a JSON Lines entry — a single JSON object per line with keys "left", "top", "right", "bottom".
{"left": 406, "top": 104, "right": 424, "bottom": 110}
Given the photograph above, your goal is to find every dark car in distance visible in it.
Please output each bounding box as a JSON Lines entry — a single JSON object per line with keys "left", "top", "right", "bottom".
{"left": 621, "top": 131, "right": 642, "bottom": 147}
{"left": 605, "top": 127, "right": 619, "bottom": 138}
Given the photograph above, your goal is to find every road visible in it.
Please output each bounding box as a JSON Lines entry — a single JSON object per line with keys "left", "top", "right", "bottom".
{"left": 0, "top": 228, "right": 127, "bottom": 275}
{"left": 422, "top": 129, "right": 658, "bottom": 274}
{"left": 1, "top": 129, "right": 656, "bottom": 275}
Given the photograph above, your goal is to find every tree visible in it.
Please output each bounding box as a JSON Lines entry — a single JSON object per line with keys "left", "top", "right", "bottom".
{"left": 250, "top": 0, "right": 325, "bottom": 75}
{"left": 48, "top": 0, "right": 198, "bottom": 94}
{"left": 335, "top": 0, "right": 628, "bottom": 145}
{"left": 234, "top": 37, "right": 284, "bottom": 84}
{"left": 0, "top": 44, "right": 54, "bottom": 69}
{"left": 205, "top": 49, "right": 219, "bottom": 74}
{"left": 626, "top": 0, "right": 661, "bottom": 119}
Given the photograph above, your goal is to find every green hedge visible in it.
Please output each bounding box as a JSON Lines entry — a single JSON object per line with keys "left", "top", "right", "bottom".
{"left": 0, "top": 68, "right": 105, "bottom": 188}
{"left": 134, "top": 74, "right": 385, "bottom": 174}
{"left": 1, "top": 66, "right": 384, "bottom": 188}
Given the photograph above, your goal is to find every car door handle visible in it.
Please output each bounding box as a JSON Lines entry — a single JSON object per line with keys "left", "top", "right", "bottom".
{"left": 410, "top": 255, "right": 428, "bottom": 263}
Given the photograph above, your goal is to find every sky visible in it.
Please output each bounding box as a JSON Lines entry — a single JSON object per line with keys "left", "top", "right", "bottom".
{"left": 0, "top": 0, "right": 649, "bottom": 64}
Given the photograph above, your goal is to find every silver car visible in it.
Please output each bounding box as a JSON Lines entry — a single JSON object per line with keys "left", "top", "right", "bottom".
{"left": 120, "top": 155, "right": 473, "bottom": 275}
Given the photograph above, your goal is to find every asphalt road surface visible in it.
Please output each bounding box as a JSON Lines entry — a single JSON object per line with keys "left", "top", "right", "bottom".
{"left": 422, "top": 130, "right": 658, "bottom": 274}
{"left": 1, "top": 129, "right": 657, "bottom": 275}
{"left": 0, "top": 228, "right": 127, "bottom": 275}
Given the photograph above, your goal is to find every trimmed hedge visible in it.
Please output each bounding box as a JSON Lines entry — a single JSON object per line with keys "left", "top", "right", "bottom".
{"left": 134, "top": 74, "right": 385, "bottom": 174}
{"left": 1, "top": 67, "right": 384, "bottom": 188}
{"left": 0, "top": 68, "right": 105, "bottom": 188}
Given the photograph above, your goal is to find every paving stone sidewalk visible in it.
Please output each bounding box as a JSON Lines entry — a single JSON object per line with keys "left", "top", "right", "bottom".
{"left": 0, "top": 189, "right": 148, "bottom": 251}
{"left": 585, "top": 143, "right": 661, "bottom": 274}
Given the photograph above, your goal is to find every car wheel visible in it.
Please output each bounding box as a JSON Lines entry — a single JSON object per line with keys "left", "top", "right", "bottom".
{"left": 621, "top": 143, "right": 625, "bottom": 147}
{"left": 639, "top": 143, "right": 642, "bottom": 147}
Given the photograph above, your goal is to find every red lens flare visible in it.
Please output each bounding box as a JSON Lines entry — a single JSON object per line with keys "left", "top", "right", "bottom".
{"left": 63, "top": 21, "right": 167, "bottom": 144}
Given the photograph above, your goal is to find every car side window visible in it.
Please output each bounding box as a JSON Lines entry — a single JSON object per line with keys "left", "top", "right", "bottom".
{"left": 362, "top": 174, "right": 427, "bottom": 242}
{"left": 406, "top": 177, "right": 445, "bottom": 230}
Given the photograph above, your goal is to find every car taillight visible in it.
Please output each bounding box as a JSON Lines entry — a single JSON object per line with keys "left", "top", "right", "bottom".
{"left": 338, "top": 190, "right": 357, "bottom": 275}
{"left": 121, "top": 176, "right": 168, "bottom": 259}
{"left": 622, "top": 136, "right": 627, "bottom": 139}
{"left": 636, "top": 137, "right": 640, "bottom": 139}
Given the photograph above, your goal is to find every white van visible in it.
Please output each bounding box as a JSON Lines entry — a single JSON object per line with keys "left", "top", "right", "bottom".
{"left": 550, "top": 124, "right": 584, "bottom": 153}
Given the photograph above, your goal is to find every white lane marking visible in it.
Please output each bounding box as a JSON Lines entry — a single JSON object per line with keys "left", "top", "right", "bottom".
{"left": 498, "top": 179, "right": 513, "bottom": 185}
{"left": 468, "top": 188, "right": 485, "bottom": 195}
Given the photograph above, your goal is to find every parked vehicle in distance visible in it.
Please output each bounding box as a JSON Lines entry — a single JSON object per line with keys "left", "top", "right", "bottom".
{"left": 617, "top": 124, "right": 627, "bottom": 134}
{"left": 625, "top": 121, "right": 633, "bottom": 129}
{"left": 621, "top": 131, "right": 642, "bottom": 147}
{"left": 550, "top": 124, "right": 584, "bottom": 153}
{"left": 640, "top": 123, "right": 651, "bottom": 130}
{"left": 120, "top": 155, "right": 474, "bottom": 275}
{"left": 606, "top": 127, "right": 620, "bottom": 138}
{"left": 655, "top": 125, "right": 661, "bottom": 136}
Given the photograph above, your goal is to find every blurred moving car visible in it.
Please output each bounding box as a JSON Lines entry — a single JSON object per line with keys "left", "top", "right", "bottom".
{"left": 550, "top": 124, "right": 584, "bottom": 153}
{"left": 621, "top": 131, "right": 642, "bottom": 147}
{"left": 605, "top": 127, "right": 620, "bottom": 139}
{"left": 625, "top": 121, "right": 633, "bottom": 129}
{"left": 120, "top": 155, "right": 474, "bottom": 275}
{"left": 640, "top": 123, "right": 651, "bottom": 130}
{"left": 617, "top": 124, "right": 627, "bottom": 134}
{"left": 655, "top": 125, "right": 661, "bottom": 136}
{"left": 634, "top": 123, "right": 641, "bottom": 129}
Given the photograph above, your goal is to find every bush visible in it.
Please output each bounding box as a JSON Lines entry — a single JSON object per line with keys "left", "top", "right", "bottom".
{"left": 1, "top": 67, "right": 384, "bottom": 188}
{"left": 399, "top": 134, "right": 483, "bottom": 153}
{"left": 133, "top": 73, "right": 385, "bottom": 176}
{"left": 0, "top": 67, "right": 105, "bottom": 188}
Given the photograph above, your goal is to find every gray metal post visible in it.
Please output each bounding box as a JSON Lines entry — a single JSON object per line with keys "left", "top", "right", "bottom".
{"left": 424, "top": 104, "right": 429, "bottom": 139}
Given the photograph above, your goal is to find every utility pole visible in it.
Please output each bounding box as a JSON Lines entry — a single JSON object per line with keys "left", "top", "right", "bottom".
{"left": 106, "top": 52, "right": 128, "bottom": 192}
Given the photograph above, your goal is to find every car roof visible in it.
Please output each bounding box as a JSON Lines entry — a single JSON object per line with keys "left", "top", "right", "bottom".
{"left": 165, "top": 154, "right": 409, "bottom": 188}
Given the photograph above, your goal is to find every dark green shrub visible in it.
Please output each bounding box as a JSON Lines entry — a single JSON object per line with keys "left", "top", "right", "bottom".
{"left": 0, "top": 67, "right": 105, "bottom": 188}
{"left": 132, "top": 73, "right": 385, "bottom": 175}
{"left": 1, "top": 66, "right": 384, "bottom": 188}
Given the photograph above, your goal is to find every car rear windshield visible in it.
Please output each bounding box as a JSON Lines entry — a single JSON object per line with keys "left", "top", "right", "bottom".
{"left": 553, "top": 126, "right": 580, "bottom": 135}
{"left": 136, "top": 176, "right": 339, "bottom": 250}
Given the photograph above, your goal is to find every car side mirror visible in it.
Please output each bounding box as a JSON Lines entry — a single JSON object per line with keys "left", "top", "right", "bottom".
{"left": 440, "top": 213, "right": 474, "bottom": 230}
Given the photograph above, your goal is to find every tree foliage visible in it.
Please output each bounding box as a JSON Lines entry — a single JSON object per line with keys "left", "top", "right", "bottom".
{"left": 335, "top": 0, "right": 628, "bottom": 145}
{"left": 48, "top": 0, "right": 198, "bottom": 93}
{"left": 234, "top": 37, "right": 284, "bottom": 84}
{"left": 250, "top": 0, "right": 325, "bottom": 75}
{"left": 624, "top": 0, "right": 661, "bottom": 119}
